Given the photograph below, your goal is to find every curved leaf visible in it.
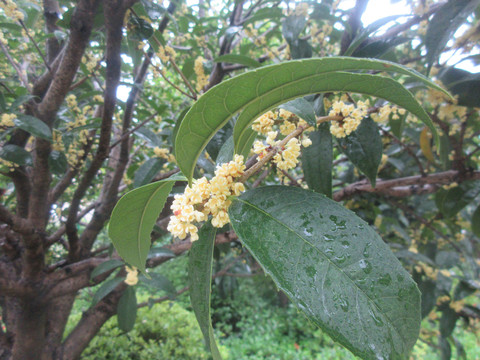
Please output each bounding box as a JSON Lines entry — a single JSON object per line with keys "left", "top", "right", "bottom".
{"left": 175, "top": 57, "right": 449, "bottom": 182}
{"left": 90, "top": 259, "right": 124, "bottom": 280}
{"left": 214, "top": 54, "right": 261, "bottom": 68}
{"left": 425, "top": 0, "right": 480, "bottom": 72}
{"left": 472, "top": 204, "right": 480, "bottom": 237}
{"left": 301, "top": 124, "right": 332, "bottom": 197}
{"left": 229, "top": 186, "right": 421, "bottom": 360}
{"left": 234, "top": 71, "right": 432, "bottom": 160}
{"left": 337, "top": 117, "right": 382, "bottom": 187}
{"left": 108, "top": 174, "right": 186, "bottom": 273}
{"left": 117, "top": 286, "right": 137, "bottom": 332}
{"left": 188, "top": 222, "right": 222, "bottom": 359}
{"left": 92, "top": 277, "right": 124, "bottom": 306}
{"left": 14, "top": 114, "right": 52, "bottom": 140}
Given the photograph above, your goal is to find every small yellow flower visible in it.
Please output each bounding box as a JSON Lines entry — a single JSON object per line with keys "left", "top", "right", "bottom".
{"left": 124, "top": 266, "right": 139, "bottom": 286}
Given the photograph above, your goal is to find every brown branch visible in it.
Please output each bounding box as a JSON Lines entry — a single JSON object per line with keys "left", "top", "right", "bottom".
{"left": 333, "top": 170, "right": 480, "bottom": 201}
{"left": 0, "top": 205, "right": 35, "bottom": 236}
{"left": 65, "top": 0, "right": 127, "bottom": 260}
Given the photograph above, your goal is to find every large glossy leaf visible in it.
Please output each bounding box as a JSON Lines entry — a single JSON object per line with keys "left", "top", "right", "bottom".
{"left": 229, "top": 186, "right": 421, "bottom": 360}
{"left": 425, "top": 0, "right": 480, "bottom": 72}
{"left": 301, "top": 124, "right": 332, "bottom": 197}
{"left": 109, "top": 174, "right": 186, "bottom": 273}
{"left": 188, "top": 222, "right": 222, "bottom": 359}
{"left": 14, "top": 114, "right": 52, "bottom": 141}
{"left": 337, "top": 117, "right": 382, "bottom": 187}
{"left": 175, "top": 57, "right": 448, "bottom": 182}
{"left": 117, "top": 286, "right": 137, "bottom": 332}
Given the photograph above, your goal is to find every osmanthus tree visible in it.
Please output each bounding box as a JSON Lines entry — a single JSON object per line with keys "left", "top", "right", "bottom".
{"left": 1, "top": 0, "right": 480, "bottom": 358}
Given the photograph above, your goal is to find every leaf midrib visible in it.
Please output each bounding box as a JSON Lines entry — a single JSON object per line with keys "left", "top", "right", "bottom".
{"left": 233, "top": 197, "right": 407, "bottom": 347}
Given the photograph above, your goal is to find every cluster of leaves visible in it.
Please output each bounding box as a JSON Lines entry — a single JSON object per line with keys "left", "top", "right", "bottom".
{"left": 1, "top": 0, "right": 480, "bottom": 359}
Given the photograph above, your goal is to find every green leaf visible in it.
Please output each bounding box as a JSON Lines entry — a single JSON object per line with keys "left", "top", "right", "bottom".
{"left": 438, "top": 66, "right": 480, "bottom": 107}
{"left": 216, "top": 136, "right": 234, "bottom": 165}
{"left": 435, "top": 181, "right": 480, "bottom": 218}
{"left": 229, "top": 186, "right": 421, "bottom": 360}
{"left": 117, "top": 286, "right": 137, "bottom": 332}
{"left": 14, "top": 114, "right": 52, "bottom": 141}
{"left": 279, "top": 98, "right": 317, "bottom": 126}
{"left": 344, "top": 15, "right": 404, "bottom": 56}
{"left": 139, "top": 273, "right": 176, "bottom": 297}
{"left": 108, "top": 174, "right": 187, "bottom": 274}
{"left": 188, "top": 222, "right": 222, "bottom": 360}
{"left": 92, "top": 277, "right": 124, "bottom": 306}
{"left": 0, "top": 145, "right": 32, "bottom": 166}
{"left": 472, "top": 204, "right": 480, "bottom": 237}
{"left": 214, "top": 54, "right": 261, "bottom": 68}
{"left": 90, "top": 259, "right": 124, "bottom": 280}
{"left": 425, "top": 0, "right": 480, "bottom": 72}
{"left": 301, "top": 124, "right": 332, "bottom": 197}
{"left": 134, "top": 126, "right": 161, "bottom": 146}
{"left": 337, "top": 117, "right": 382, "bottom": 187}
{"left": 174, "top": 57, "right": 448, "bottom": 183}
{"left": 133, "top": 158, "right": 164, "bottom": 188}
{"left": 48, "top": 151, "right": 68, "bottom": 175}
{"left": 282, "top": 15, "right": 307, "bottom": 42}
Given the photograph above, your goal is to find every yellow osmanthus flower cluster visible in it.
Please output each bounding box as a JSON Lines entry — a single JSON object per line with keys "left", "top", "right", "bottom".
{"left": 153, "top": 147, "right": 175, "bottom": 162}
{"left": 252, "top": 111, "right": 277, "bottom": 134}
{"left": 371, "top": 104, "right": 405, "bottom": 124}
{"left": 157, "top": 44, "right": 176, "bottom": 63}
{"left": 0, "top": 113, "right": 16, "bottom": 129}
{"left": 167, "top": 155, "right": 246, "bottom": 241}
{"left": 194, "top": 56, "right": 208, "bottom": 92}
{"left": 0, "top": 0, "right": 24, "bottom": 22}
{"left": 251, "top": 110, "right": 312, "bottom": 175}
{"left": 124, "top": 266, "right": 139, "bottom": 286}
{"left": 328, "top": 100, "right": 369, "bottom": 138}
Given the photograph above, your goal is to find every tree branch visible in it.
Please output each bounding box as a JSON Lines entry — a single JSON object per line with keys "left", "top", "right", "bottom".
{"left": 333, "top": 170, "right": 480, "bottom": 201}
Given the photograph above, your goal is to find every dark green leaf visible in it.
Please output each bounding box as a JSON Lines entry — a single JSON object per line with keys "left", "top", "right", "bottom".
{"left": 175, "top": 57, "right": 448, "bottom": 182}
{"left": 133, "top": 158, "right": 164, "bottom": 188}
{"left": 0, "top": 145, "right": 32, "bottom": 166}
{"left": 301, "top": 124, "right": 332, "bottom": 197}
{"left": 92, "top": 277, "right": 124, "bottom": 306}
{"left": 435, "top": 181, "right": 480, "bottom": 218}
{"left": 438, "top": 66, "right": 480, "bottom": 107}
{"left": 134, "top": 126, "right": 161, "bottom": 146}
{"left": 216, "top": 136, "right": 234, "bottom": 165}
{"left": 425, "top": 0, "right": 480, "bottom": 72}
{"left": 344, "top": 15, "right": 404, "bottom": 56}
{"left": 188, "top": 222, "right": 222, "bottom": 359}
{"left": 117, "top": 286, "right": 137, "bottom": 332}
{"left": 337, "top": 117, "right": 382, "bottom": 187}
{"left": 282, "top": 15, "right": 307, "bottom": 42}
{"left": 279, "top": 98, "right": 316, "bottom": 126}
{"left": 139, "top": 273, "right": 176, "bottom": 297}
{"left": 206, "top": 122, "right": 233, "bottom": 162}
{"left": 472, "top": 204, "right": 480, "bottom": 237}
{"left": 214, "top": 54, "right": 261, "bottom": 68}
{"left": 229, "top": 186, "right": 421, "bottom": 360}
{"left": 147, "top": 247, "right": 175, "bottom": 259}
{"left": 10, "top": 95, "right": 36, "bottom": 111}
{"left": 91, "top": 259, "right": 124, "bottom": 280}
{"left": 440, "top": 307, "right": 458, "bottom": 338}
{"left": 14, "top": 115, "right": 52, "bottom": 140}
{"left": 48, "top": 151, "right": 68, "bottom": 175}
{"left": 109, "top": 174, "right": 186, "bottom": 273}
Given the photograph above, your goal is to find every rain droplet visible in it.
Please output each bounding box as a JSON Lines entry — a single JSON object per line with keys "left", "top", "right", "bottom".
{"left": 359, "top": 259, "right": 372, "bottom": 274}
{"left": 334, "top": 255, "right": 347, "bottom": 264}
{"left": 341, "top": 240, "right": 350, "bottom": 248}
{"left": 323, "top": 234, "right": 335, "bottom": 242}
